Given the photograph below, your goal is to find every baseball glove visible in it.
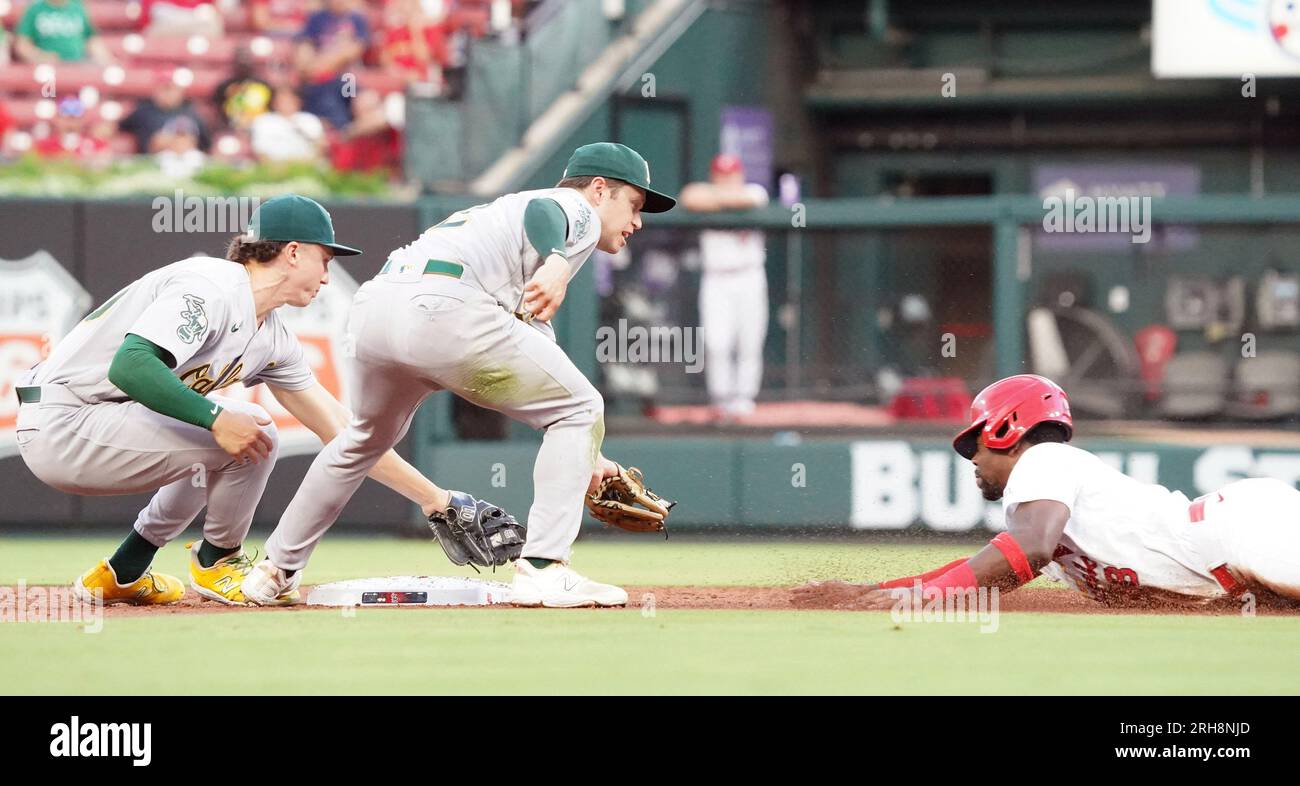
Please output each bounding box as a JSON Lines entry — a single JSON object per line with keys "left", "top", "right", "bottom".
{"left": 585, "top": 465, "right": 676, "bottom": 534}
{"left": 428, "top": 491, "right": 526, "bottom": 571}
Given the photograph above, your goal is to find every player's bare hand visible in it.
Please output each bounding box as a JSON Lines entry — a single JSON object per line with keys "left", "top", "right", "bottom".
{"left": 790, "top": 580, "right": 882, "bottom": 609}
{"left": 588, "top": 455, "right": 621, "bottom": 495}
{"left": 212, "top": 409, "right": 275, "bottom": 464}
{"left": 523, "top": 254, "right": 570, "bottom": 322}
{"left": 830, "top": 587, "right": 914, "bottom": 611}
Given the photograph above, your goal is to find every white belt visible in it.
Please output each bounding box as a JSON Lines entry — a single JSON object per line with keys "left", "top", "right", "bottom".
{"left": 1184, "top": 492, "right": 1244, "bottom": 594}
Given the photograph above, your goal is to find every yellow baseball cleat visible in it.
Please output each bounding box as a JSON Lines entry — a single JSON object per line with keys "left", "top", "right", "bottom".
{"left": 73, "top": 559, "right": 185, "bottom": 606}
{"left": 186, "top": 541, "right": 255, "bottom": 605}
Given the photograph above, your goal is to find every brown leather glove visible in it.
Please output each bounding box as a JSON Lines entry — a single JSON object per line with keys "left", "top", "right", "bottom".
{"left": 585, "top": 465, "right": 675, "bottom": 534}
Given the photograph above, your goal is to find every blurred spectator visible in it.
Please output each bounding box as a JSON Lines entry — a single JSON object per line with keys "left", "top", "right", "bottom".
{"left": 33, "top": 96, "right": 113, "bottom": 163}
{"left": 120, "top": 79, "right": 212, "bottom": 154}
{"left": 1, "top": 23, "right": 11, "bottom": 66}
{"left": 252, "top": 0, "right": 318, "bottom": 37}
{"left": 295, "top": 0, "right": 371, "bottom": 130}
{"left": 212, "top": 49, "right": 274, "bottom": 131}
{"left": 140, "top": 0, "right": 225, "bottom": 38}
{"left": 14, "top": 0, "right": 114, "bottom": 64}
{"left": 250, "top": 86, "right": 325, "bottom": 162}
{"left": 378, "top": 0, "right": 450, "bottom": 86}
{"left": 679, "top": 154, "right": 771, "bottom": 420}
{"left": 330, "top": 88, "right": 400, "bottom": 172}
{"left": 0, "top": 100, "right": 14, "bottom": 151}
{"left": 154, "top": 115, "right": 207, "bottom": 177}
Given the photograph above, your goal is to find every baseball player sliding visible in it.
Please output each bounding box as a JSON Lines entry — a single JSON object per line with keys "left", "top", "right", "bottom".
{"left": 15, "top": 195, "right": 482, "bottom": 606}
{"left": 243, "top": 142, "right": 676, "bottom": 608}
{"left": 796, "top": 374, "right": 1300, "bottom": 609}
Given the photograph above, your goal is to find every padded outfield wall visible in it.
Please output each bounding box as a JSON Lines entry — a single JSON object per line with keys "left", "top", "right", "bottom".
{"left": 417, "top": 435, "right": 1300, "bottom": 531}
{"left": 2, "top": 195, "right": 1298, "bottom": 531}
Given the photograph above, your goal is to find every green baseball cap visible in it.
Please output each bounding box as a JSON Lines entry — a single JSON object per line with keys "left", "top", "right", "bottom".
{"left": 562, "top": 142, "right": 676, "bottom": 213}
{"left": 246, "top": 194, "right": 361, "bottom": 256}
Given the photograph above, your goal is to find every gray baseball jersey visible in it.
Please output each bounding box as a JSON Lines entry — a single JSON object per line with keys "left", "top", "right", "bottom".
{"left": 17, "top": 256, "right": 311, "bottom": 553}
{"left": 27, "top": 256, "right": 315, "bottom": 400}
{"left": 384, "top": 188, "right": 601, "bottom": 315}
{"left": 266, "top": 188, "right": 609, "bottom": 571}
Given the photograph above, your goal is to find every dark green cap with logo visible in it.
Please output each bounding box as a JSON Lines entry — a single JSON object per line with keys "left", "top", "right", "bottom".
{"left": 246, "top": 194, "right": 361, "bottom": 256}
{"left": 562, "top": 142, "right": 676, "bottom": 213}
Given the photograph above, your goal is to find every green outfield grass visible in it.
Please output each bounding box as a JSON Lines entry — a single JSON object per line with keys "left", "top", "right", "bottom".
{"left": 2, "top": 536, "right": 1298, "bottom": 695}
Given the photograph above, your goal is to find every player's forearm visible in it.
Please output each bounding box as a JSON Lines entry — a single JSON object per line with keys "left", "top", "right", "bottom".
{"left": 274, "top": 383, "right": 450, "bottom": 514}
{"left": 887, "top": 534, "right": 1041, "bottom": 595}
{"left": 108, "top": 334, "right": 221, "bottom": 430}
{"left": 367, "top": 451, "right": 451, "bottom": 515}
{"left": 877, "top": 558, "right": 969, "bottom": 589}
{"left": 966, "top": 540, "right": 1036, "bottom": 592}
{"left": 923, "top": 502, "right": 1066, "bottom": 592}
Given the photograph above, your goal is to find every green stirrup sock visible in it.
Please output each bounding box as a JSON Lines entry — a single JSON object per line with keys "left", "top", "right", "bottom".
{"left": 197, "top": 540, "right": 242, "bottom": 569}
{"left": 526, "top": 558, "right": 555, "bottom": 570}
{"left": 108, "top": 531, "right": 160, "bottom": 584}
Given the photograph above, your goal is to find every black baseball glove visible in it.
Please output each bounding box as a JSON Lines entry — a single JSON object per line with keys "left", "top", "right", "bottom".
{"left": 428, "top": 491, "right": 526, "bottom": 571}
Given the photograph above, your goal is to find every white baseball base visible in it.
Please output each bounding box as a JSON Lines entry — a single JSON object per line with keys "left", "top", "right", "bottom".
{"left": 306, "top": 576, "right": 512, "bottom": 607}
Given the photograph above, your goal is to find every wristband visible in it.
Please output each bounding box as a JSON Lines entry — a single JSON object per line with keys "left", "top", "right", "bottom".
{"left": 990, "top": 532, "right": 1036, "bottom": 585}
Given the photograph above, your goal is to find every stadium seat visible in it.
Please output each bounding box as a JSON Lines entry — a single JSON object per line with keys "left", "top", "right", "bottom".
{"left": 98, "top": 33, "right": 293, "bottom": 67}
{"left": 0, "top": 63, "right": 225, "bottom": 100}
{"left": 3, "top": 94, "right": 139, "bottom": 125}
{"left": 1156, "top": 351, "right": 1231, "bottom": 419}
{"left": 0, "top": 0, "right": 144, "bottom": 32}
{"left": 1230, "top": 351, "right": 1300, "bottom": 420}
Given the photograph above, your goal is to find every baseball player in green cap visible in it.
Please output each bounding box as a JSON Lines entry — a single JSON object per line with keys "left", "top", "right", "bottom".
{"left": 247, "top": 143, "right": 676, "bottom": 607}
{"left": 15, "top": 194, "right": 468, "bottom": 606}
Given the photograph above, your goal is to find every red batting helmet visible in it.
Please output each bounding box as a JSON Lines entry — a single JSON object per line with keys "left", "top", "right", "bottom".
{"left": 952, "top": 374, "right": 1073, "bottom": 460}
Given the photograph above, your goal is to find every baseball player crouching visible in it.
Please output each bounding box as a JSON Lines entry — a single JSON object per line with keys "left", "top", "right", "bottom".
{"left": 15, "top": 195, "right": 471, "bottom": 606}
{"left": 245, "top": 143, "right": 676, "bottom": 608}
{"left": 796, "top": 374, "right": 1300, "bottom": 609}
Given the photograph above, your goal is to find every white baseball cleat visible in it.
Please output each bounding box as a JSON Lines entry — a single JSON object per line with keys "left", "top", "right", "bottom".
{"left": 240, "top": 558, "right": 303, "bottom": 606}
{"left": 509, "top": 560, "right": 628, "bottom": 608}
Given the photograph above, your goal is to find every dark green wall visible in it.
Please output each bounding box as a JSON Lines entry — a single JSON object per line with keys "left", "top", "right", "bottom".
{"left": 418, "top": 434, "right": 1300, "bottom": 529}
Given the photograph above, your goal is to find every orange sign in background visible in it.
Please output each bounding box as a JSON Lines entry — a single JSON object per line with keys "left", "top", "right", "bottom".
{"left": 0, "top": 335, "right": 48, "bottom": 432}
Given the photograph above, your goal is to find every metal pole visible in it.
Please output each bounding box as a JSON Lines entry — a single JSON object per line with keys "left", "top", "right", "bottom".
{"left": 993, "top": 218, "right": 1027, "bottom": 378}
{"left": 785, "top": 229, "right": 803, "bottom": 393}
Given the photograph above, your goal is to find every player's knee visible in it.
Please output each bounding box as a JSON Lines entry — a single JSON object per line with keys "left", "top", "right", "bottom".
{"left": 247, "top": 404, "right": 281, "bottom": 453}
{"left": 558, "top": 385, "right": 604, "bottom": 429}
{"left": 335, "top": 420, "right": 393, "bottom": 465}
{"left": 580, "top": 387, "right": 605, "bottom": 426}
